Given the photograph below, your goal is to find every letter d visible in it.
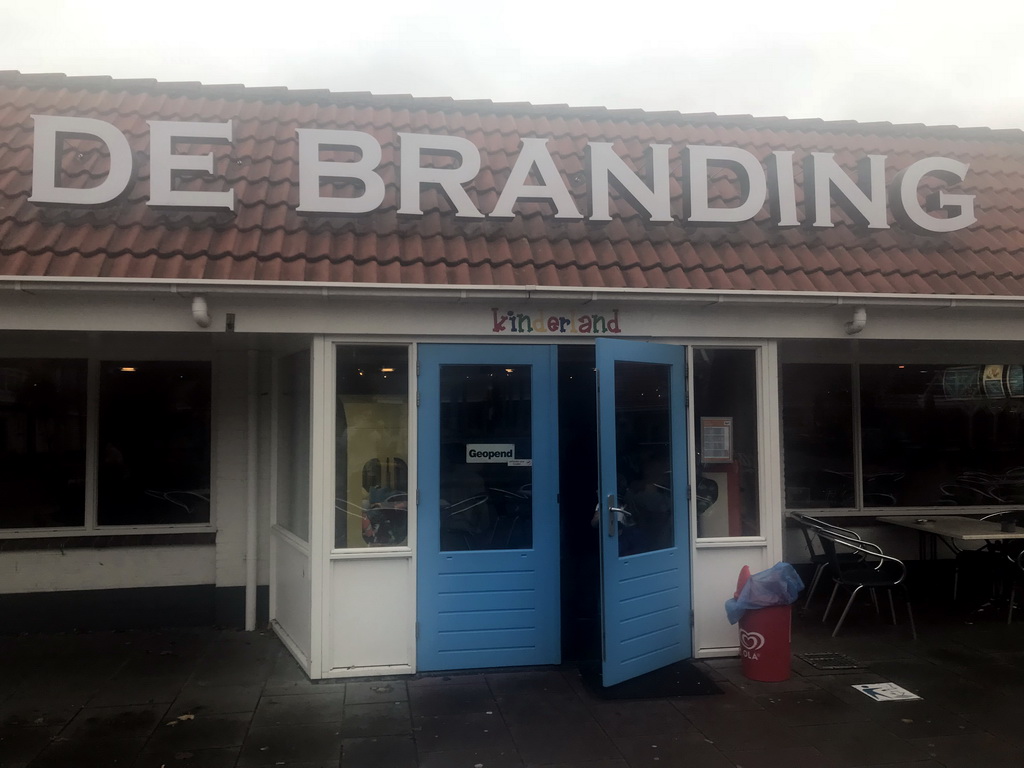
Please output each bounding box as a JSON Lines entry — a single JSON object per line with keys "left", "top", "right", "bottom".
{"left": 30, "top": 115, "right": 134, "bottom": 206}
{"left": 606, "top": 309, "right": 621, "bottom": 334}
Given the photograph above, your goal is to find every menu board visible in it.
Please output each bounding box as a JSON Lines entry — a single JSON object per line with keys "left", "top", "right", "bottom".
{"left": 942, "top": 366, "right": 982, "bottom": 400}
{"left": 983, "top": 365, "right": 1006, "bottom": 398}
{"left": 1008, "top": 365, "right": 1024, "bottom": 397}
{"left": 701, "top": 417, "right": 733, "bottom": 463}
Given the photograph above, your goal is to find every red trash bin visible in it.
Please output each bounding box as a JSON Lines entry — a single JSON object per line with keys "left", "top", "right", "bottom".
{"left": 734, "top": 565, "right": 793, "bottom": 682}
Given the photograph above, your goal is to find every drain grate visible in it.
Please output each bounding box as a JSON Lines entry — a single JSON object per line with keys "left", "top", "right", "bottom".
{"left": 797, "top": 652, "right": 862, "bottom": 670}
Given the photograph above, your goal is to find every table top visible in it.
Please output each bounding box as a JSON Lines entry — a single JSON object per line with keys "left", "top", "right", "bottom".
{"left": 876, "top": 515, "right": 1024, "bottom": 541}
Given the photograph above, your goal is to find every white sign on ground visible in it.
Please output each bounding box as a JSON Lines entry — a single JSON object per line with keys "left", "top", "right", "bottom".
{"left": 852, "top": 683, "right": 921, "bottom": 701}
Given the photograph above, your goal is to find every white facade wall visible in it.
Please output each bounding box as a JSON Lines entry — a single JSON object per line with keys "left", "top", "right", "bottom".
{"left": 213, "top": 347, "right": 254, "bottom": 591}
{"left": 3, "top": 284, "right": 1024, "bottom": 673}
{"left": 0, "top": 547, "right": 216, "bottom": 592}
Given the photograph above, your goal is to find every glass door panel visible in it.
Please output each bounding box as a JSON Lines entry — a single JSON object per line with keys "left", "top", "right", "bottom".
{"left": 439, "top": 365, "right": 533, "bottom": 551}
{"left": 612, "top": 360, "right": 675, "bottom": 556}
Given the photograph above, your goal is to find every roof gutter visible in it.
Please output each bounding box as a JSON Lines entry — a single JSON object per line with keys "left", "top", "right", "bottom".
{"left": 4, "top": 276, "right": 1024, "bottom": 311}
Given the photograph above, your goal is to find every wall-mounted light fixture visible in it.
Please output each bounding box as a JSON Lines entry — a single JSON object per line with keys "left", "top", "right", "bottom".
{"left": 845, "top": 306, "right": 867, "bottom": 335}
{"left": 191, "top": 295, "right": 211, "bottom": 328}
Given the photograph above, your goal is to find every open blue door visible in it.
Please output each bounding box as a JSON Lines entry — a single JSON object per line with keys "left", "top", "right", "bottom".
{"left": 596, "top": 338, "right": 691, "bottom": 686}
{"left": 417, "top": 344, "right": 560, "bottom": 671}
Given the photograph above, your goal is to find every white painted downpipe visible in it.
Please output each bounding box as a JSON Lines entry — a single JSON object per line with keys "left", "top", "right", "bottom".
{"left": 245, "top": 349, "right": 258, "bottom": 631}
{"left": 191, "top": 295, "right": 211, "bottom": 328}
{"left": 845, "top": 306, "right": 867, "bottom": 335}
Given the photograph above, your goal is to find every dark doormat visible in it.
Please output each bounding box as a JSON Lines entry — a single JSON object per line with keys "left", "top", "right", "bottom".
{"left": 797, "top": 652, "right": 862, "bottom": 670}
{"left": 578, "top": 660, "right": 722, "bottom": 699}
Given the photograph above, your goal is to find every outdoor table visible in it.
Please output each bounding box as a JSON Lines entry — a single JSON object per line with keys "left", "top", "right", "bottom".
{"left": 876, "top": 515, "right": 1024, "bottom": 560}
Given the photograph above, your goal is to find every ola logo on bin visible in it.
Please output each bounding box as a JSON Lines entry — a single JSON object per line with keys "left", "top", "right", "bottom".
{"left": 740, "top": 629, "right": 766, "bottom": 659}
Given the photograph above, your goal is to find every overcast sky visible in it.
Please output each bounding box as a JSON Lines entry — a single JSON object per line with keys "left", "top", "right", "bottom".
{"left": 3, "top": 0, "right": 1022, "bottom": 130}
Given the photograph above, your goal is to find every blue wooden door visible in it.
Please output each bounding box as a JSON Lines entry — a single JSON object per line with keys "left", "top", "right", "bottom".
{"left": 416, "top": 344, "right": 560, "bottom": 671}
{"left": 595, "top": 338, "right": 692, "bottom": 686}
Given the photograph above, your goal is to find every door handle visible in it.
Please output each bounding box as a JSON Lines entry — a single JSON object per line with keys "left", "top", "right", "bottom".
{"left": 607, "top": 494, "right": 626, "bottom": 537}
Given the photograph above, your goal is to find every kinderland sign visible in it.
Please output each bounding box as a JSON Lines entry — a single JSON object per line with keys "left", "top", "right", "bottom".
{"left": 30, "top": 115, "right": 976, "bottom": 235}
{"left": 490, "top": 309, "right": 622, "bottom": 335}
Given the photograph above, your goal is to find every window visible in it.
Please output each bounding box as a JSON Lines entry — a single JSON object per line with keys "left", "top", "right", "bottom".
{"left": 612, "top": 360, "right": 674, "bottom": 555}
{"left": 438, "top": 364, "right": 532, "bottom": 552}
{"left": 692, "top": 348, "right": 760, "bottom": 537}
{"left": 0, "top": 357, "right": 212, "bottom": 533}
{"left": 861, "top": 364, "right": 1024, "bottom": 507}
{"left": 98, "top": 362, "right": 211, "bottom": 526}
{"left": 334, "top": 346, "right": 409, "bottom": 549}
{"left": 0, "top": 359, "right": 87, "bottom": 529}
{"left": 781, "top": 364, "right": 855, "bottom": 508}
{"left": 782, "top": 360, "right": 1024, "bottom": 510}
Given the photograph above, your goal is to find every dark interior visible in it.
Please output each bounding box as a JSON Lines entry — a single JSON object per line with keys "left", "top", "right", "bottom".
{"left": 557, "top": 345, "right": 601, "bottom": 663}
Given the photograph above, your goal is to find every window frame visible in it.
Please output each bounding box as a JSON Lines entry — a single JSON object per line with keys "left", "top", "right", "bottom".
{"left": 0, "top": 354, "right": 215, "bottom": 539}
{"left": 689, "top": 343, "right": 768, "bottom": 543}
{"left": 328, "top": 341, "right": 414, "bottom": 556}
{"left": 780, "top": 342, "right": 1024, "bottom": 516}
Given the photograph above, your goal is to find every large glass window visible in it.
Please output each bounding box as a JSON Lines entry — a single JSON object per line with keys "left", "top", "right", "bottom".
{"left": 862, "top": 364, "right": 1024, "bottom": 507}
{"left": 334, "top": 346, "right": 409, "bottom": 549}
{"left": 692, "top": 348, "right": 760, "bottom": 537}
{"left": 782, "top": 360, "right": 1024, "bottom": 510}
{"left": 781, "top": 364, "right": 855, "bottom": 508}
{"left": 0, "top": 356, "right": 212, "bottom": 533}
{"left": 0, "top": 359, "right": 87, "bottom": 529}
{"left": 98, "top": 361, "right": 211, "bottom": 526}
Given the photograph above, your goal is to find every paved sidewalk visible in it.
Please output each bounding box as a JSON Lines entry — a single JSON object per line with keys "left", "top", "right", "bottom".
{"left": 2, "top": 606, "right": 1024, "bottom": 767}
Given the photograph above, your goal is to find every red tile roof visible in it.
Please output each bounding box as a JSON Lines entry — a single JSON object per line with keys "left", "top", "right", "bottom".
{"left": 3, "top": 70, "right": 1024, "bottom": 297}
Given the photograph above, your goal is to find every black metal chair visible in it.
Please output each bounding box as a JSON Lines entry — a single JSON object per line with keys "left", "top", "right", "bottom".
{"left": 487, "top": 487, "right": 531, "bottom": 548}
{"left": 952, "top": 509, "right": 1024, "bottom": 602}
{"left": 972, "top": 511, "right": 1024, "bottom": 623}
{"left": 440, "top": 494, "right": 491, "bottom": 550}
{"left": 1007, "top": 548, "right": 1024, "bottom": 624}
{"left": 938, "top": 480, "right": 1004, "bottom": 506}
{"left": 818, "top": 529, "right": 917, "bottom": 639}
{"left": 790, "top": 513, "right": 864, "bottom": 609}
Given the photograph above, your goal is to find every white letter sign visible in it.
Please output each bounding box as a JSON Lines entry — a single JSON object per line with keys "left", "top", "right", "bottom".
{"left": 766, "top": 151, "right": 800, "bottom": 227}
{"left": 806, "top": 153, "right": 888, "bottom": 229}
{"left": 148, "top": 120, "right": 234, "bottom": 210}
{"left": 296, "top": 129, "right": 385, "bottom": 214}
{"left": 29, "top": 115, "right": 133, "bottom": 206}
{"left": 686, "top": 145, "right": 767, "bottom": 224}
{"left": 491, "top": 138, "right": 582, "bottom": 219}
{"left": 397, "top": 132, "right": 484, "bottom": 218}
{"left": 587, "top": 143, "right": 672, "bottom": 222}
{"left": 890, "top": 157, "right": 976, "bottom": 234}
{"left": 25, "top": 113, "right": 978, "bottom": 237}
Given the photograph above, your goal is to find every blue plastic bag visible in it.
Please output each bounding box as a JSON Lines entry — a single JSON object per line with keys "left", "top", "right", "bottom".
{"left": 724, "top": 562, "right": 804, "bottom": 624}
